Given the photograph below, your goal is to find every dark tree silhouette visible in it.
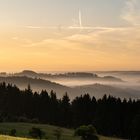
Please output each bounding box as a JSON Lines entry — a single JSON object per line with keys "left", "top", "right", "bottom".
{"left": 131, "top": 115, "right": 140, "bottom": 140}
{"left": 0, "top": 82, "right": 139, "bottom": 139}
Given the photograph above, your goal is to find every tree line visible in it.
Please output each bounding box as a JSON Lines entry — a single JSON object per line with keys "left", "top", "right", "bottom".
{"left": 0, "top": 82, "right": 140, "bottom": 139}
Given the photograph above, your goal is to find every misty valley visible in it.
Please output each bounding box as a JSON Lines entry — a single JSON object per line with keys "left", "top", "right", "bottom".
{"left": 0, "top": 70, "right": 140, "bottom": 100}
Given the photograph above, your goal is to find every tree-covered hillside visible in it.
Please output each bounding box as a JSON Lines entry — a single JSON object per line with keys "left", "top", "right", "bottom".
{"left": 0, "top": 83, "right": 139, "bottom": 139}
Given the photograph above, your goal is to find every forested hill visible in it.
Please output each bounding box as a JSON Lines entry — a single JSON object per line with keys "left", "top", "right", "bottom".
{"left": 0, "top": 76, "right": 70, "bottom": 98}
{"left": 0, "top": 76, "right": 138, "bottom": 99}
{"left": 2, "top": 70, "right": 123, "bottom": 82}
{"left": 0, "top": 82, "right": 139, "bottom": 139}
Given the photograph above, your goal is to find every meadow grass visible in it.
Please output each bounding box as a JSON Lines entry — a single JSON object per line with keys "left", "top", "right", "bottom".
{"left": 0, "top": 123, "right": 124, "bottom": 140}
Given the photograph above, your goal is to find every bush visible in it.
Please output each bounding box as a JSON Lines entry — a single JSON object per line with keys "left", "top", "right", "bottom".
{"left": 30, "top": 118, "right": 39, "bottom": 123}
{"left": 29, "top": 127, "right": 45, "bottom": 139}
{"left": 10, "top": 129, "right": 16, "bottom": 136}
{"left": 54, "top": 128, "right": 62, "bottom": 140}
{"left": 18, "top": 116, "right": 30, "bottom": 123}
{"left": 75, "top": 125, "right": 99, "bottom": 140}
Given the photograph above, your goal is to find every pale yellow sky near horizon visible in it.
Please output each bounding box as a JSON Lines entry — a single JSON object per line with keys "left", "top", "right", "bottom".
{"left": 0, "top": 0, "right": 140, "bottom": 72}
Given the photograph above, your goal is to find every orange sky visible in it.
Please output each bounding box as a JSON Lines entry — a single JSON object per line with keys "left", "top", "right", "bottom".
{"left": 0, "top": 0, "right": 140, "bottom": 72}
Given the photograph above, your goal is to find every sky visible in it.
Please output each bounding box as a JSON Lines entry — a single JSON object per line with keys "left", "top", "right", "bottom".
{"left": 0, "top": 0, "right": 140, "bottom": 72}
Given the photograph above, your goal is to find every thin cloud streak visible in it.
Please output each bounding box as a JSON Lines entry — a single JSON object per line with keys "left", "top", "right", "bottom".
{"left": 25, "top": 25, "right": 59, "bottom": 29}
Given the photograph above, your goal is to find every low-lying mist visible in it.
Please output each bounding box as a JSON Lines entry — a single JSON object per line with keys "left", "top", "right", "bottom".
{"left": 1, "top": 70, "right": 140, "bottom": 99}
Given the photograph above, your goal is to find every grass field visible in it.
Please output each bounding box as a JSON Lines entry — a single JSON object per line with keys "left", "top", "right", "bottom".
{"left": 0, "top": 123, "right": 124, "bottom": 140}
{"left": 0, "top": 135, "right": 33, "bottom": 140}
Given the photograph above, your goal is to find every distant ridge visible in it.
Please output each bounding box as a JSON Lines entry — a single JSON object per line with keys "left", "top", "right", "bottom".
{"left": 12, "top": 70, "right": 123, "bottom": 82}
{"left": 95, "top": 71, "right": 140, "bottom": 75}
{"left": 15, "top": 70, "right": 38, "bottom": 77}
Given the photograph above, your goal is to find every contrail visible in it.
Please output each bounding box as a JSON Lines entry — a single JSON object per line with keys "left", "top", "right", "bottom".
{"left": 25, "top": 10, "right": 121, "bottom": 32}
{"left": 69, "top": 10, "right": 117, "bottom": 31}
{"left": 79, "top": 10, "right": 82, "bottom": 28}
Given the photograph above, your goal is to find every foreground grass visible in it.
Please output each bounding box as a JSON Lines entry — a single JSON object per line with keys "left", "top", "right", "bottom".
{"left": 0, "top": 123, "right": 124, "bottom": 140}
{"left": 0, "top": 135, "right": 125, "bottom": 140}
{"left": 0, "top": 123, "right": 79, "bottom": 140}
{"left": 0, "top": 135, "right": 33, "bottom": 140}
{"left": 100, "top": 136, "right": 125, "bottom": 140}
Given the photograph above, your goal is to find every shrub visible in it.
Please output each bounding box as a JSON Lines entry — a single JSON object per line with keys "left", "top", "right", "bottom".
{"left": 18, "top": 116, "right": 30, "bottom": 122}
{"left": 54, "top": 128, "right": 62, "bottom": 140}
{"left": 10, "top": 129, "right": 16, "bottom": 136}
{"left": 29, "top": 127, "right": 45, "bottom": 139}
{"left": 75, "top": 125, "right": 99, "bottom": 140}
{"left": 30, "top": 118, "right": 39, "bottom": 123}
